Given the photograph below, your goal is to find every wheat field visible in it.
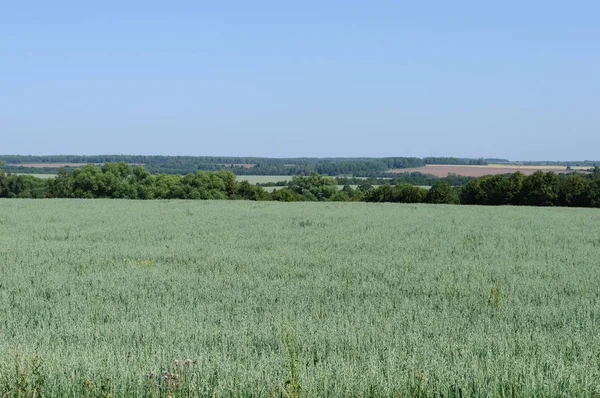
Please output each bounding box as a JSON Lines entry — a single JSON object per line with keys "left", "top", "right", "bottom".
{"left": 1, "top": 200, "right": 599, "bottom": 397}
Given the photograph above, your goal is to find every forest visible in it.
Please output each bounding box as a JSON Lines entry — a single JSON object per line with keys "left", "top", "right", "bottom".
{"left": 0, "top": 155, "right": 494, "bottom": 176}
{"left": 1, "top": 162, "right": 599, "bottom": 208}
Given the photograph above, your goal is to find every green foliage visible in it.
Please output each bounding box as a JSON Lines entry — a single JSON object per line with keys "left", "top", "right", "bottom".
{"left": 287, "top": 172, "right": 338, "bottom": 201}
{"left": 4, "top": 165, "right": 600, "bottom": 208}
{"left": 521, "top": 171, "right": 559, "bottom": 206}
{"left": 0, "top": 351, "right": 46, "bottom": 398}
{"left": 1, "top": 200, "right": 599, "bottom": 396}
{"left": 44, "top": 164, "right": 250, "bottom": 200}
{"left": 141, "top": 359, "right": 198, "bottom": 397}
{"left": 459, "top": 171, "right": 600, "bottom": 208}
{"left": 336, "top": 173, "right": 474, "bottom": 186}
{"left": 0, "top": 173, "right": 48, "bottom": 198}
{"left": 425, "top": 181, "right": 460, "bottom": 204}
{"left": 236, "top": 181, "right": 270, "bottom": 201}
{"left": 461, "top": 172, "right": 525, "bottom": 205}
{"left": 489, "top": 287, "right": 501, "bottom": 312}
{"left": 0, "top": 155, "right": 428, "bottom": 176}
{"left": 364, "top": 183, "right": 428, "bottom": 203}
{"left": 281, "top": 325, "right": 302, "bottom": 397}
{"left": 423, "top": 157, "right": 488, "bottom": 165}
{"left": 271, "top": 188, "right": 304, "bottom": 202}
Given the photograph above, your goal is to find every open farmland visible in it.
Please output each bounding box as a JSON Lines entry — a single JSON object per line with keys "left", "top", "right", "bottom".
{"left": 1, "top": 200, "right": 599, "bottom": 397}
{"left": 238, "top": 175, "right": 293, "bottom": 184}
{"left": 13, "top": 173, "right": 57, "bottom": 179}
{"left": 391, "top": 164, "right": 591, "bottom": 177}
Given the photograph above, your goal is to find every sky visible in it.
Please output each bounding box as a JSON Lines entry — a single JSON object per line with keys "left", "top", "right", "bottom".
{"left": 1, "top": 1, "right": 598, "bottom": 160}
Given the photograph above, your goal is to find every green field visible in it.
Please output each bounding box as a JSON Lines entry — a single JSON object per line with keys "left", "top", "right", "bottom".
{"left": 237, "top": 175, "right": 292, "bottom": 184}
{"left": 1, "top": 200, "right": 599, "bottom": 397}
{"left": 12, "top": 173, "right": 57, "bottom": 179}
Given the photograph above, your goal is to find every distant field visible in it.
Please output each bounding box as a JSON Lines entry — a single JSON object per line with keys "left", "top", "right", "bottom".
{"left": 390, "top": 164, "right": 591, "bottom": 177}
{"left": 262, "top": 186, "right": 285, "bottom": 193}
{"left": 352, "top": 176, "right": 392, "bottom": 179}
{"left": 13, "top": 173, "right": 57, "bottom": 179}
{"left": 1, "top": 200, "right": 598, "bottom": 396}
{"left": 238, "top": 175, "right": 292, "bottom": 184}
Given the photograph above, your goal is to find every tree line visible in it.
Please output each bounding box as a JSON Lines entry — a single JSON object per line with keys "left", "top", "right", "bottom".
{"left": 423, "top": 157, "right": 489, "bottom": 165}
{"left": 1, "top": 162, "right": 599, "bottom": 208}
{"left": 256, "top": 173, "right": 474, "bottom": 188}
{"left": 0, "top": 155, "right": 493, "bottom": 176}
{"left": 364, "top": 168, "right": 600, "bottom": 207}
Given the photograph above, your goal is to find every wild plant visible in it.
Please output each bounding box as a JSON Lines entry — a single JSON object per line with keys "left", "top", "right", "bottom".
{"left": 0, "top": 351, "right": 45, "bottom": 398}
{"left": 143, "top": 359, "right": 197, "bottom": 398}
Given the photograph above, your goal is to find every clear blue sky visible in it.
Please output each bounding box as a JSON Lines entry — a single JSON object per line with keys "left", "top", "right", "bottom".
{"left": 1, "top": 1, "right": 598, "bottom": 160}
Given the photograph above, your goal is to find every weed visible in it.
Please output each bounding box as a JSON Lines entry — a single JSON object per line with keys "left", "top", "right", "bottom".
{"left": 143, "top": 359, "right": 197, "bottom": 397}
{"left": 489, "top": 286, "right": 501, "bottom": 312}
{"left": 281, "top": 325, "right": 302, "bottom": 397}
{"left": 0, "top": 350, "right": 45, "bottom": 398}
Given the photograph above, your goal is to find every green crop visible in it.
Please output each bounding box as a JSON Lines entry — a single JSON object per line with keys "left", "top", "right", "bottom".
{"left": 0, "top": 200, "right": 599, "bottom": 397}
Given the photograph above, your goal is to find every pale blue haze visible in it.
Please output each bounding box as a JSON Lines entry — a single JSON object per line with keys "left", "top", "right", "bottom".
{"left": 1, "top": 1, "right": 598, "bottom": 160}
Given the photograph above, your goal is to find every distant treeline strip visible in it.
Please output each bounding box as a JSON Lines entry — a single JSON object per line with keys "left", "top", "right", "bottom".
{"left": 0, "top": 155, "right": 502, "bottom": 176}
{"left": 256, "top": 174, "right": 474, "bottom": 187}
{"left": 1, "top": 162, "right": 600, "bottom": 208}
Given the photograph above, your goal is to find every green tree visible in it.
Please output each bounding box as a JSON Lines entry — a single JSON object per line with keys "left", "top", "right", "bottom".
{"left": 236, "top": 181, "right": 269, "bottom": 201}
{"left": 357, "top": 182, "right": 373, "bottom": 192}
{"left": 425, "top": 181, "right": 460, "bottom": 204}
{"left": 102, "top": 162, "right": 132, "bottom": 178}
{"left": 271, "top": 188, "right": 303, "bottom": 202}
{"left": 392, "top": 184, "right": 427, "bottom": 203}
{"left": 46, "top": 168, "right": 74, "bottom": 198}
{"left": 505, "top": 171, "right": 525, "bottom": 204}
{"left": 330, "top": 191, "right": 350, "bottom": 201}
{"left": 557, "top": 174, "right": 590, "bottom": 207}
{"left": 288, "top": 172, "right": 337, "bottom": 201}
{"left": 460, "top": 178, "right": 485, "bottom": 205}
{"left": 521, "top": 171, "right": 558, "bottom": 206}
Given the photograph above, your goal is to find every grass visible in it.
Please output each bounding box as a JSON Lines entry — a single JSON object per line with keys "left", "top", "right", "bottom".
{"left": 1, "top": 200, "right": 599, "bottom": 397}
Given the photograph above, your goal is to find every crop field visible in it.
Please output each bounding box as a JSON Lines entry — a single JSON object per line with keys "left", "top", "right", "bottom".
{"left": 390, "top": 164, "right": 591, "bottom": 177}
{"left": 12, "top": 173, "right": 57, "bottom": 179}
{"left": 237, "top": 175, "right": 292, "bottom": 184}
{"left": 1, "top": 200, "right": 599, "bottom": 397}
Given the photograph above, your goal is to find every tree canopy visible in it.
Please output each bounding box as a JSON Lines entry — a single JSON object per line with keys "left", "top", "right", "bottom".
{"left": 1, "top": 162, "right": 599, "bottom": 208}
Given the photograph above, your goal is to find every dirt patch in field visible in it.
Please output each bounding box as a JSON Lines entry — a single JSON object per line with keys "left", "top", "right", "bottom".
{"left": 389, "top": 165, "right": 584, "bottom": 177}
